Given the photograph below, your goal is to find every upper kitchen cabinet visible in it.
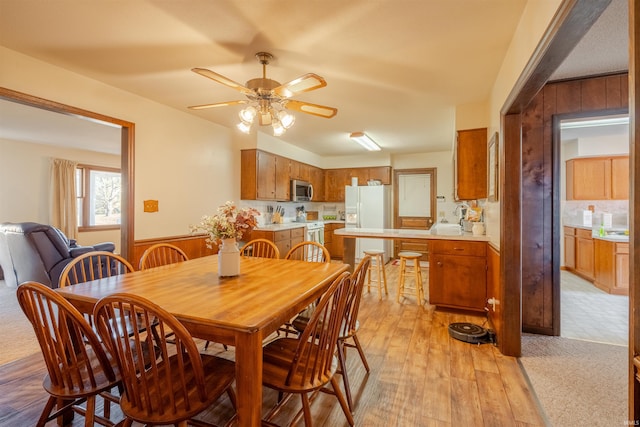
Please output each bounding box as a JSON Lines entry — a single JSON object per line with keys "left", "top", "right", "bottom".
{"left": 325, "top": 169, "right": 349, "bottom": 202}
{"left": 566, "top": 155, "right": 629, "bottom": 200}
{"left": 309, "top": 166, "right": 325, "bottom": 202}
{"left": 241, "top": 149, "right": 290, "bottom": 201}
{"left": 455, "top": 128, "right": 487, "bottom": 200}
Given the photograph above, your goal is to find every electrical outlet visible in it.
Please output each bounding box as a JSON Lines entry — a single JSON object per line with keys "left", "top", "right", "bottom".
{"left": 144, "top": 200, "right": 158, "bottom": 212}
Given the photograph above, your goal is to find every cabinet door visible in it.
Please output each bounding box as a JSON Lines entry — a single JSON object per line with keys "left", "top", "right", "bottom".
{"left": 563, "top": 227, "right": 576, "bottom": 270}
{"left": 429, "top": 253, "right": 487, "bottom": 311}
{"left": 325, "top": 169, "right": 348, "bottom": 202}
{"left": 256, "top": 151, "right": 277, "bottom": 200}
{"left": 615, "top": 243, "right": 629, "bottom": 292}
{"left": 309, "top": 166, "right": 325, "bottom": 202}
{"left": 275, "top": 156, "right": 290, "bottom": 201}
{"left": 566, "top": 157, "right": 610, "bottom": 200}
{"left": 368, "top": 166, "right": 392, "bottom": 185}
{"left": 575, "top": 231, "right": 594, "bottom": 280}
{"left": 611, "top": 156, "right": 629, "bottom": 200}
{"left": 455, "top": 128, "right": 487, "bottom": 200}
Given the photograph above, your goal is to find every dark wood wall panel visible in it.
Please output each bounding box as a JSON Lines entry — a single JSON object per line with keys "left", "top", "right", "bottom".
{"left": 132, "top": 234, "right": 217, "bottom": 270}
{"left": 520, "top": 72, "right": 628, "bottom": 335}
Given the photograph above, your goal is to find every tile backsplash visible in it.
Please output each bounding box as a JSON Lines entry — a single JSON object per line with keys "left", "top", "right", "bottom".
{"left": 563, "top": 200, "right": 629, "bottom": 229}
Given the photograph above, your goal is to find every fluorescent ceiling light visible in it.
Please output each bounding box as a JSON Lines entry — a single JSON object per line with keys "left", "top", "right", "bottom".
{"left": 350, "top": 132, "right": 381, "bottom": 151}
{"left": 560, "top": 116, "right": 629, "bottom": 129}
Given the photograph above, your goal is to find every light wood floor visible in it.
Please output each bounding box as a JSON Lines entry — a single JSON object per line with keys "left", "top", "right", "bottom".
{"left": 0, "top": 262, "right": 547, "bottom": 426}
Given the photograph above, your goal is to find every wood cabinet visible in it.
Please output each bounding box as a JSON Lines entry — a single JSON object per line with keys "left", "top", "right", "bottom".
{"left": 594, "top": 239, "right": 629, "bottom": 295}
{"left": 566, "top": 155, "right": 629, "bottom": 200}
{"left": 455, "top": 128, "right": 487, "bottom": 201}
{"left": 250, "top": 226, "right": 305, "bottom": 259}
{"left": 324, "top": 223, "right": 344, "bottom": 259}
{"left": 429, "top": 240, "right": 487, "bottom": 312}
{"left": 563, "top": 226, "right": 576, "bottom": 269}
{"left": 241, "top": 149, "right": 290, "bottom": 201}
{"left": 324, "top": 166, "right": 392, "bottom": 202}
{"left": 575, "top": 228, "right": 594, "bottom": 280}
{"left": 241, "top": 148, "right": 392, "bottom": 202}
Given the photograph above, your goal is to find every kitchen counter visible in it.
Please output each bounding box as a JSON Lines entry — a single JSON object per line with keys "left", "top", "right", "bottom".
{"left": 334, "top": 227, "right": 489, "bottom": 242}
{"left": 564, "top": 223, "right": 629, "bottom": 242}
{"left": 254, "top": 222, "right": 308, "bottom": 231}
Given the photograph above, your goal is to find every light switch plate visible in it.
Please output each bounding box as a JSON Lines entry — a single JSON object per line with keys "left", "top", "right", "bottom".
{"left": 144, "top": 200, "right": 158, "bottom": 212}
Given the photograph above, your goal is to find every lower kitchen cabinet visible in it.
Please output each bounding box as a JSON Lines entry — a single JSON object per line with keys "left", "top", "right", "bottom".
{"left": 429, "top": 240, "right": 487, "bottom": 312}
{"left": 324, "top": 223, "right": 344, "bottom": 259}
{"left": 575, "top": 228, "right": 594, "bottom": 281}
{"left": 250, "top": 227, "right": 305, "bottom": 258}
{"left": 563, "top": 226, "right": 576, "bottom": 269}
{"left": 594, "top": 239, "right": 629, "bottom": 295}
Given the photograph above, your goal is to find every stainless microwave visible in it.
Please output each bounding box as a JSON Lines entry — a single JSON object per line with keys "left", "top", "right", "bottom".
{"left": 291, "top": 179, "right": 313, "bottom": 202}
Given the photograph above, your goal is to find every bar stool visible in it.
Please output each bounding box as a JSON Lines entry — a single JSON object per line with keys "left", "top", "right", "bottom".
{"left": 397, "top": 251, "right": 425, "bottom": 304}
{"left": 363, "top": 249, "right": 388, "bottom": 300}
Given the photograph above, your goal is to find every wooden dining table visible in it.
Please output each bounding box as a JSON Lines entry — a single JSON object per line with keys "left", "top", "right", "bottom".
{"left": 56, "top": 255, "right": 349, "bottom": 427}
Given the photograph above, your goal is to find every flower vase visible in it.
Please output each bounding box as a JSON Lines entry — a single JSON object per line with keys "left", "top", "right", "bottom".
{"left": 218, "top": 237, "right": 240, "bottom": 277}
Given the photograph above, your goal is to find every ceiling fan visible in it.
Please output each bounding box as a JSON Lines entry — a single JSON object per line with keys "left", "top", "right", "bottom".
{"left": 188, "top": 52, "right": 337, "bottom": 136}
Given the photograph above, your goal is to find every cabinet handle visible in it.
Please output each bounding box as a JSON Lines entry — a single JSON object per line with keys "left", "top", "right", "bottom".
{"left": 453, "top": 248, "right": 464, "bottom": 251}
{"left": 437, "top": 262, "right": 443, "bottom": 267}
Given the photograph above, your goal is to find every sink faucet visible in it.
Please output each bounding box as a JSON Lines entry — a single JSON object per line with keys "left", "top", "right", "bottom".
{"left": 453, "top": 202, "right": 470, "bottom": 226}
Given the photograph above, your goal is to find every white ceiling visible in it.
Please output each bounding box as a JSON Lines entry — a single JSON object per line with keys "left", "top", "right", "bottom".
{"left": 0, "top": 0, "right": 629, "bottom": 157}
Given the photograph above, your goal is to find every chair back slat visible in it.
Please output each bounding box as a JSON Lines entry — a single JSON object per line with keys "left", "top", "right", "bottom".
{"left": 241, "top": 238, "right": 280, "bottom": 259}
{"left": 138, "top": 243, "right": 189, "bottom": 270}
{"left": 285, "top": 241, "right": 330, "bottom": 263}
{"left": 285, "top": 271, "right": 350, "bottom": 388}
{"left": 343, "top": 255, "right": 371, "bottom": 335}
{"left": 16, "top": 282, "right": 117, "bottom": 394}
{"left": 59, "top": 251, "right": 134, "bottom": 287}
{"left": 94, "top": 293, "right": 209, "bottom": 419}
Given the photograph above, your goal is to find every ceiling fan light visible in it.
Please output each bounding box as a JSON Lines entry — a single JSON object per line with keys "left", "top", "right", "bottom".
{"left": 272, "top": 121, "right": 285, "bottom": 136}
{"left": 279, "top": 111, "right": 295, "bottom": 129}
{"left": 239, "top": 105, "right": 257, "bottom": 123}
{"left": 237, "top": 120, "right": 252, "bottom": 134}
{"left": 350, "top": 131, "right": 381, "bottom": 151}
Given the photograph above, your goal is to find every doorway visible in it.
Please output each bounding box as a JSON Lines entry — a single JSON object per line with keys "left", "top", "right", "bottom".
{"left": 0, "top": 87, "right": 135, "bottom": 260}
{"left": 558, "top": 114, "right": 630, "bottom": 346}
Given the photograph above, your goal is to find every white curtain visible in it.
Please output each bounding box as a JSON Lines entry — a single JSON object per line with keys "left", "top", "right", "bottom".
{"left": 50, "top": 158, "right": 78, "bottom": 239}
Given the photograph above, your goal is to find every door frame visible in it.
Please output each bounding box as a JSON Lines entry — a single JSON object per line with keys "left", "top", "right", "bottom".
{"left": 0, "top": 87, "right": 135, "bottom": 261}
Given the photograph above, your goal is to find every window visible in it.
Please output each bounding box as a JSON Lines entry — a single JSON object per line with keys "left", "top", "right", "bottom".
{"left": 76, "top": 164, "right": 121, "bottom": 230}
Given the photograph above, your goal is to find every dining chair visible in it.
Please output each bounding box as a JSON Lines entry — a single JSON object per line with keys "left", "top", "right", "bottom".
{"left": 94, "top": 292, "right": 237, "bottom": 427}
{"left": 284, "top": 241, "right": 330, "bottom": 263}
{"left": 240, "top": 238, "right": 280, "bottom": 259}
{"left": 138, "top": 242, "right": 188, "bottom": 270}
{"left": 59, "top": 250, "right": 135, "bottom": 287}
{"left": 261, "top": 271, "right": 354, "bottom": 427}
{"left": 292, "top": 255, "right": 372, "bottom": 411}
{"left": 16, "top": 281, "right": 122, "bottom": 427}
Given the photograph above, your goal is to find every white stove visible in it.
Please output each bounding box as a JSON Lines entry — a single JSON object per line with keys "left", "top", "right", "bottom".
{"left": 305, "top": 221, "right": 325, "bottom": 244}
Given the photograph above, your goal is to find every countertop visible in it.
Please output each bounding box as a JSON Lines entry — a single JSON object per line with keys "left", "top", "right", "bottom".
{"left": 564, "top": 223, "right": 629, "bottom": 242}
{"left": 334, "top": 227, "right": 490, "bottom": 242}
{"left": 254, "top": 220, "right": 345, "bottom": 231}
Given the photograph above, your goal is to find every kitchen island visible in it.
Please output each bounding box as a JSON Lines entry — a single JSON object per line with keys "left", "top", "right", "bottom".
{"left": 335, "top": 227, "right": 491, "bottom": 312}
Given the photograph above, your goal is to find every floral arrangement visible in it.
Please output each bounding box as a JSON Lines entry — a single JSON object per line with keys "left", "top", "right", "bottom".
{"left": 191, "top": 201, "right": 260, "bottom": 248}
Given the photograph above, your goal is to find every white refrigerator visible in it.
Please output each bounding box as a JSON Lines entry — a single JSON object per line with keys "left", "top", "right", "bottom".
{"left": 344, "top": 185, "right": 392, "bottom": 263}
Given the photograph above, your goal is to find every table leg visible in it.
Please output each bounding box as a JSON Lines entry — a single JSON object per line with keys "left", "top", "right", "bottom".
{"left": 343, "top": 237, "right": 356, "bottom": 272}
{"left": 235, "top": 331, "right": 263, "bottom": 426}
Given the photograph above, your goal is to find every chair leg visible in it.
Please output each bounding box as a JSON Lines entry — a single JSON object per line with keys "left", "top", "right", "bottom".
{"left": 336, "top": 340, "right": 354, "bottom": 411}
{"left": 301, "top": 393, "right": 313, "bottom": 427}
{"left": 330, "top": 376, "right": 355, "bottom": 426}
{"left": 36, "top": 396, "right": 57, "bottom": 427}
{"left": 381, "top": 257, "right": 388, "bottom": 296}
{"left": 351, "top": 334, "right": 370, "bottom": 372}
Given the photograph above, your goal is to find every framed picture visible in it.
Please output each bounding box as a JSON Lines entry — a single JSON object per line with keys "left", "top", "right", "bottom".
{"left": 488, "top": 132, "right": 499, "bottom": 202}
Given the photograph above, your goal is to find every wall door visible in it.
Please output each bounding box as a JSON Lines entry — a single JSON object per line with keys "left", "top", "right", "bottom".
{"left": 393, "top": 168, "right": 436, "bottom": 260}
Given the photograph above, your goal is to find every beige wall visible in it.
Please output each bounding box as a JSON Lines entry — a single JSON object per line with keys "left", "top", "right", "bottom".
{"left": 0, "top": 137, "right": 122, "bottom": 250}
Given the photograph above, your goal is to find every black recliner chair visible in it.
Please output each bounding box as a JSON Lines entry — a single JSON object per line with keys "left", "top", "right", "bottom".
{"left": 0, "top": 222, "right": 115, "bottom": 288}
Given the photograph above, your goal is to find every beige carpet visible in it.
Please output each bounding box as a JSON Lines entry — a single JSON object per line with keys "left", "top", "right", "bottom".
{"left": 520, "top": 333, "right": 627, "bottom": 427}
{"left": 0, "top": 282, "right": 41, "bottom": 364}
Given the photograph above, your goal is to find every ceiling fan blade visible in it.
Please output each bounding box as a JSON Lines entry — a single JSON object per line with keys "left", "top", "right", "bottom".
{"left": 273, "top": 73, "right": 327, "bottom": 98}
{"left": 191, "top": 68, "right": 254, "bottom": 96}
{"left": 284, "top": 100, "right": 337, "bottom": 118}
{"left": 188, "top": 100, "right": 247, "bottom": 110}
